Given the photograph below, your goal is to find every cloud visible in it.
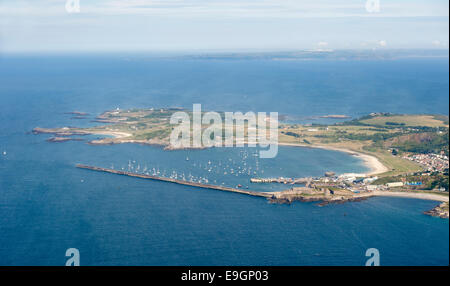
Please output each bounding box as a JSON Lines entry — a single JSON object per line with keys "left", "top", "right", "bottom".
{"left": 432, "top": 40, "right": 441, "bottom": 46}
{"left": 365, "top": 0, "right": 381, "bottom": 13}
{"left": 1, "top": 0, "right": 449, "bottom": 18}
{"left": 0, "top": 0, "right": 448, "bottom": 52}
{"left": 378, "top": 40, "right": 387, "bottom": 47}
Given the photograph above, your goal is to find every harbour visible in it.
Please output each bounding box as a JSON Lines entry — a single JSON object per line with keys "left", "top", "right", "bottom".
{"left": 76, "top": 164, "right": 273, "bottom": 199}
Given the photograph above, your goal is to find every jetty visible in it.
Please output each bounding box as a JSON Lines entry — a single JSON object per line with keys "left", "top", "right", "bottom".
{"left": 250, "top": 177, "right": 313, "bottom": 186}
{"left": 76, "top": 164, "right": 272, "bottom": 198}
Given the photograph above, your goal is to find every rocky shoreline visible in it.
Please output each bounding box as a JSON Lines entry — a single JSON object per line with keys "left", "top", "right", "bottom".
{"left": 46, "top": 137, "right": 84, "bottom": 143}
{"left": 267, "top": 187, "right": 373, "bottom": 205}
{"left": 269, "top": 194, "right": 370, "bottom": 206}
{"left": 423, "top": 202, "right": 449, "bottom": 219}
{"left": 32, "top": 127, "right": 91, "bottom": 137}
{"left": 32, "top": 127, "right": 208, "bottom": 150}
{"left": 64, "top": 111, "right": 89, "bottom": 116}
{"left": 267, "top": 187, "right": 449, "bottom": 218}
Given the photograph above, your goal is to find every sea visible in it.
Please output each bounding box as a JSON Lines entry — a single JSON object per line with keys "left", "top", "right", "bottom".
{"left": 0, "top": 54, "right": 448, "bottom": 265}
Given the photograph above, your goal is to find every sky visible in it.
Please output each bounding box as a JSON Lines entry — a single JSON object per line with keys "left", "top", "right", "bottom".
{"left": 0, "top": 0, "right": 449, "bottom": 53}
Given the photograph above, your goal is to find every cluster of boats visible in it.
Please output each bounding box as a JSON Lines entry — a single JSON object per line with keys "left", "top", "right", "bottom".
{"left": 110, "top": 149, "right": 263, "bottom": 188}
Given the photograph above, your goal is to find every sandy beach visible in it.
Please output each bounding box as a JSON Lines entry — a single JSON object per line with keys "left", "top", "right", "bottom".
{"left": 89, "top": 130, "right": 132, "bottom": 138}
{"left": 278, "top": 142, "right": 389, "bottom": 176}
{"left": 371, "top": 191, "right": 449, "bottom": 202}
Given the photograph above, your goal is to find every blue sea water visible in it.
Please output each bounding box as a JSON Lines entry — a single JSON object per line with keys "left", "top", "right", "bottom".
{"left": 0, "top": 55, "right": 448, "bottom": 265}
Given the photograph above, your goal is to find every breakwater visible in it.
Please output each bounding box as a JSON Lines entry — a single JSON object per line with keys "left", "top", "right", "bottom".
{"left": 250, "top": 177, "right": 312, "bottom": 185}
{"left": 76, "top": 164, "right": 272, "bottom": 198}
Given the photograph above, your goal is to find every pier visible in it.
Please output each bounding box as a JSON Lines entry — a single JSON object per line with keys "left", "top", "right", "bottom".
{"left": 76, "top": 164, "right": 273, "bottom": 199}
{"left": 250, "top": 177, "right": 313, "bottom": 186}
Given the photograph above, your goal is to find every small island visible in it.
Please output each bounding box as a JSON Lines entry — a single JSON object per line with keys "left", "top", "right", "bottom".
{"left": 33, "top": 108, "right": 449, "bottom": 218}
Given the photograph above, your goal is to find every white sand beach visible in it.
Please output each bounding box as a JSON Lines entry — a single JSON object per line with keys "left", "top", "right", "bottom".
{"left": 278, "top": 142, "right": 389, "bottom": 176}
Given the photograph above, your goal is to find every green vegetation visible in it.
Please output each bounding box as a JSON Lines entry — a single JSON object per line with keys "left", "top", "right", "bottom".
{"left": 429, "top": 173, "right": 450, "bottom": 191}
{"left": 280, "top": 113, "right": 448, "bottom": 177}
{"left": 388, "top": 132, "right": 449, "bottom": 155}
{"left": 359, "top": 114, "right": 448, "bottom": 128}
{"left": 134, "top": 129, "right": 171, "bottom": 140}
{"left": 373, "top": 172, "right": 449, "bottom": 191}
{"left": 38, "top": 109, "right": 449, "bottom": 179}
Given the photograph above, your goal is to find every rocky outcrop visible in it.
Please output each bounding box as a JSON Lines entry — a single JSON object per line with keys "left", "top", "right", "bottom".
{"left": 64, "top": 111, "right": 89, "bottom": 116}
{"left": 267, "top": 187, "right": 370, "bottom": 205}
{"left": 46, "top": 137, "right": 84, "bottom": 143}
{"left": 424, "top": 202, "right": 449, "bottom": 219}
{"left": 32, "top": 127, "right": 89, "bottom": 136}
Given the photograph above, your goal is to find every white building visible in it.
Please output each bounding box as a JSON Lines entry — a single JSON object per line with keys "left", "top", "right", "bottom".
{"left": 386, "top": 182, "right": 404, "bottom": 188}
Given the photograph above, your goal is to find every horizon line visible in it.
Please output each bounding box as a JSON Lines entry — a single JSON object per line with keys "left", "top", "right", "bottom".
{"left": 1, "top": 48, "right": 449, "bottom": 56}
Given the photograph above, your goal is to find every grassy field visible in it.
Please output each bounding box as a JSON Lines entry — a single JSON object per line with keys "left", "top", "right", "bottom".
{"left": 365, "top": 149, "right": 422, "bottom": 176}
{"left": 359, "top": 114, "right": 448, "bottom": 127}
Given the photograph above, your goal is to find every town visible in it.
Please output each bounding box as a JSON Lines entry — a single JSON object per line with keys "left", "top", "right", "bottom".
{"left": 402, "top": 152, "right": 449, "bottom": 173}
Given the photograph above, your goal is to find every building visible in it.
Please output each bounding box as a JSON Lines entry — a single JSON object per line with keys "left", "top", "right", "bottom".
{"left": 363, "top": 176, "right": 378, "bottom": 184}
{"left": 366, "top": 185, "right": 379, "bottom": 191}
{"left": 386, "top": 182, "right": 404, "bottom": 188}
